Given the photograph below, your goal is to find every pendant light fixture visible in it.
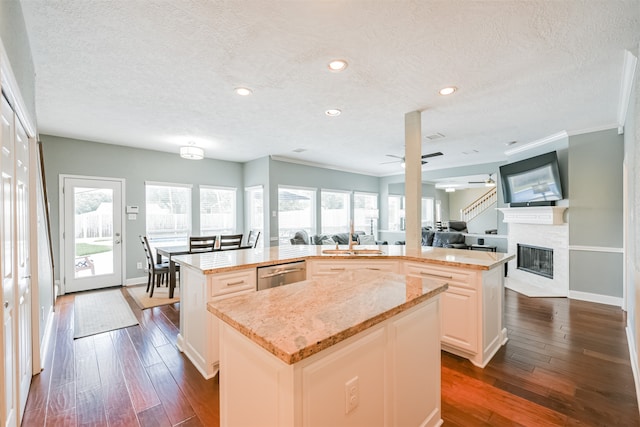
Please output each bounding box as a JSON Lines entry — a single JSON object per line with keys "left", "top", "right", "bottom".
{"left": 180, "top": 142, "right": 204, "bottom": 160}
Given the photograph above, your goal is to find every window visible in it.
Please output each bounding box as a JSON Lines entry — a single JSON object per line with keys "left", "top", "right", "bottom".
{"left": 321, "top": 190, "right": 350, "bottom": 235}
{"left": 200, "top": 186, "right": 236, "bottom": 235}
{"left": 245, "top": 186, "right": 264, "bottom": 246}
{"left": 145, "top": 182, "right": 191, "bottom": 248}
{"left": 422, "top": 197, "right": 434, "bottom": 228}
{"left": 388, "top": 195, "right": 405, "bottom": 231}
{"left": 354, "top": 192, "right": 378, "bottom": 235}
{"left": 278, "top": 186, "right": 316, "bottom": 245}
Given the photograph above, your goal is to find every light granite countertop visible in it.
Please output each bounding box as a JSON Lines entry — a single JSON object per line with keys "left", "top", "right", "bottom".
{"left": 207, "top": 269, "right": 448, "bottom": 364}
{"left": 174, "top": 244, "right": 514, "bottom": 274}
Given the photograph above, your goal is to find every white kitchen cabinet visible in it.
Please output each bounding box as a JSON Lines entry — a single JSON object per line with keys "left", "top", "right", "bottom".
{"left": 306, "top": 259, "right": 399, "bottom": 279}
{"left": 404, "top": 261, "right": 505, "bottom": 367}
{"left": 217, "top": 296, "right": 442, "bottom": 427}
{"left": 178, "top": 265, "right": 256, "bottom": 378}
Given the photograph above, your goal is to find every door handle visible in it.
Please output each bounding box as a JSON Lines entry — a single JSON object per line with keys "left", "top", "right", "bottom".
{"left": 3, "top": 301, "right": 8, "bottom": 309}
{"left": 115, "top": 240, "right": 121, "bottom": 244}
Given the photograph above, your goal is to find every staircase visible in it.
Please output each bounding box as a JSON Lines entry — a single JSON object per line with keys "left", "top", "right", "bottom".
{"left": 461, "top": 187, "right": 497, "bottom": 223}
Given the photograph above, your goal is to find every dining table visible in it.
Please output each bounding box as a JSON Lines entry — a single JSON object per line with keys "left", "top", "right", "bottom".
{"left": 156, "top": 243, "right": 254, "bottom": 298}
{"left": 156, "top": 245, "right": 191, "bottom": 298}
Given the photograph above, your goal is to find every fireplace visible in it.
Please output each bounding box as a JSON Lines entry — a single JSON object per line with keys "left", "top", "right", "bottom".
{"left": 517, "top": 244, "right": 553, "bottom": 279}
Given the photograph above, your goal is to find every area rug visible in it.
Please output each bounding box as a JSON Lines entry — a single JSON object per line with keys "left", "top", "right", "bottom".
{"left": 126, "top": 284, "right": 180, "bottom": 310}
{"left": 74, "top": 288, "right": 139, "bottom": 339}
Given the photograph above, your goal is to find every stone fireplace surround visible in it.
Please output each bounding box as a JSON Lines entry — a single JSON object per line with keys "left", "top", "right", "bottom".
{"left": 498, "top": 207, "right": 569, "bottom": 297}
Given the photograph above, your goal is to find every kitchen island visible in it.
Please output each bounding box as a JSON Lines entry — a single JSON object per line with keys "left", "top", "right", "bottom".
{"left": 174, "top": 245, "right": 513, "bottom": 379}
{"left": 208, "top": 269, "right": 447, "bottom": 427}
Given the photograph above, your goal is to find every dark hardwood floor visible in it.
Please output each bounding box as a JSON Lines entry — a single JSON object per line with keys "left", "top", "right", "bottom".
{"left": 22, "top": 288, "right": 639, "bottom": 426}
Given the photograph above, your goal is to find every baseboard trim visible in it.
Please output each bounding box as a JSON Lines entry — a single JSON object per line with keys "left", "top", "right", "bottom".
{"left": 39, "top": 307, "right": 55, "bottom": 371}
{"left": 626, "top": 326, "right": 640, "bottom": 415}
{"left": 125, "top": 276, "right": 147, "bottom": 286}
{"left": 568, "top": 290, "right": 623, "bottom": 307}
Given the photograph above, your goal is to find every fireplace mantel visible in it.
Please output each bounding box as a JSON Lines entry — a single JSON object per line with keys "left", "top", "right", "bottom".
{"left": 497, "top": 206, "right": 567, "bottom": 225}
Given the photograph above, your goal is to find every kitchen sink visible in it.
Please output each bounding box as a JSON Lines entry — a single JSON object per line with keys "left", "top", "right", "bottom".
{"left": 321, "top": 249, "right": 384, "bottom": 255}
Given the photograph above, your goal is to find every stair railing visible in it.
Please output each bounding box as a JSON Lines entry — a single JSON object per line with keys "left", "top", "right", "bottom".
{"left": 461, "top": 187, "right": 497, "bottom": 223}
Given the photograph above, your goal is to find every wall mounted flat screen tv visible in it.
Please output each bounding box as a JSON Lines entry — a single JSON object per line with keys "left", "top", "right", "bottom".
{"left": 499, "top": 151, "right": 564, "bottom": 207}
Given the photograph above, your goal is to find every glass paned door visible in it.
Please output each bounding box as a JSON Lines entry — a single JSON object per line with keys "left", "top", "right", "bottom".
{"left": 63, "top": 177, "right": 123, "bottom": 293}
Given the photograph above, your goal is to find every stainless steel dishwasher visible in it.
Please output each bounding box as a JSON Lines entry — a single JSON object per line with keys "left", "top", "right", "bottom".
{"left": 257, "top": 261, "right": 306, "bottom": 291}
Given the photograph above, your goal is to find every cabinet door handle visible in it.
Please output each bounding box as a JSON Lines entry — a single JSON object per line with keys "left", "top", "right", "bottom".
{"left": 330, "top": 267, "right": 345, "bottom": 271}
{"left": 226, "top": 280, "right": 246, "bottom": 286}
{"left": 366, "top": 267, "right": 380, "bottom": 271}
{"left": 419, "top": 271, "right": 453, "bottom": 279}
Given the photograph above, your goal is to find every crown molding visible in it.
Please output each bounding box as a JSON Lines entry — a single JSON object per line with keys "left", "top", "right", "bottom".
{"left": 504, "top": 131, "right": 568, "bottom": 156}
{"left": 617, "top": 49, "right": 638, "bottom": 127}
{"left": 269, "top": 155, "right": 380, "bottom": 177}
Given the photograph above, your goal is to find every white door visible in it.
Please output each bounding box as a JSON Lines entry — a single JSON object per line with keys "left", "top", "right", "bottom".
{"left": 1, "top": 96, "right": 17, "bottom": 426}
{"left": 62, "top": 177, "right": 123, "bottom": 293}
{"left": 15, "top": 118, "right": 31, "bottom": 417}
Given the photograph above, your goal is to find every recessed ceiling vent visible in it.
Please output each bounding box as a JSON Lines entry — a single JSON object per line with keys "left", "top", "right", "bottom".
{"left": 425, "top": 133, "right": 445, "bottom": 141}
{"left": 292, "top": 148, "right": 307, "bottom": 153}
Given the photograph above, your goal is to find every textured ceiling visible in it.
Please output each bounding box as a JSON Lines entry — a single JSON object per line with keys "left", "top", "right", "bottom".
{"left": 20, "top": 0, "right": 640, "bottom": 176}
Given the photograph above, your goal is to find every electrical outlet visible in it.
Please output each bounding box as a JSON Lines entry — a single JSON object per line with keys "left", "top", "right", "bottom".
{"left": 137, "top": 262, "right": 143, "bottom": 270}
{"left": 345, "top": 376, "right": 359, "bottom": 414}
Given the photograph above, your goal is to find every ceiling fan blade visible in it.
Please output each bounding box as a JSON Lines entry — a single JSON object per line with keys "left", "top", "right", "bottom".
{"left": 380, "top": 160, "right": 401, "bottom": 165}
{"left": 385, "top": 154, "right": 404, "bottom": 160}
{"left": 421, "top": 151, "right": 444, "bottom": 159}
{"left": 468, "top": 181, "right": 485, "bottom": 184}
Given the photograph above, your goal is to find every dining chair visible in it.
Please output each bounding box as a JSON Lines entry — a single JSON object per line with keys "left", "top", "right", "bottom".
{"left": 189, "top": 235, "right": 217, "bottom": 253}
{"left": 245, "top": 230, "right": 261, "bottom": 248}
{"left": 140, "top": 235, "right": 170, "bottom": 297}
{"left": 218, "top": 234, "right": 243, "bottom": 250}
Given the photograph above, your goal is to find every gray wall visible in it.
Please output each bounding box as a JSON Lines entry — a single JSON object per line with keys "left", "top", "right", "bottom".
{"left": 0, "top": 0, "right": 36, "bottom": 122}
{"left": 268, "top": 157, "right": 380, "bottom": 246}
{"left": 243, "top": 156, "right": 270, "bottom": 244}
{"left": 41, "top": 135, "right": 244, "bottom": 282}
{"left": 568, "top": 128, "right": 624, "bottom": 297}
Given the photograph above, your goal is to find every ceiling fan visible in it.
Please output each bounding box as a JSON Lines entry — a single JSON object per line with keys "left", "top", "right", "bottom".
{"left": 468, "top": 174, "right": 496, "bottom": 187}
{"left": 381, "top": 151, "right": 443, "bottom": 167}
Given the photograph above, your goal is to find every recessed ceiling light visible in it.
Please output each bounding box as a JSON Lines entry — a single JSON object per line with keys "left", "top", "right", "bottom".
{"left": 439, "top": 86, "right": 457, "bottom": 96}
{"left": 234, "top": 87, "right": 253, "bottom": 96}
{"left": 445, "top": 188, "right": 456, "bottom": 192}
{"left": 325, "top": 109, "right": 341, "bottom": 117}
{"left": 328, "top": 59, "right": 348, "bottom": 72}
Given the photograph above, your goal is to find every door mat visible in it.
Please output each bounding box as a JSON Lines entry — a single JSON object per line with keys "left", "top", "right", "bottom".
{"left": 74, "top": 288, "right": 139, "bottom": 339}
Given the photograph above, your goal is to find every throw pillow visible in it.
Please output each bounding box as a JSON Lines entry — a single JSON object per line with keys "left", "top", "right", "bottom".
{"left": 358, "top": 234, "right": 376, "bottom": 245}
{"left": 321, "top": 237, "right": 336, "bottom": 245}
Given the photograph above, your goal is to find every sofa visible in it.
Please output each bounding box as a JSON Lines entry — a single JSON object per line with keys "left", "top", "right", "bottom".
{"left": 395, "top": 227, "right": 468, "bottom": 249}
{"left": 290, "top": 230, "right": 387, "bottom": 245}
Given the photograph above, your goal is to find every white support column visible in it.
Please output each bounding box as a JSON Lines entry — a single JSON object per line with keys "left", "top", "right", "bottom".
{"left": 405, "top": 111, "right": 422, "bottom": 250}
